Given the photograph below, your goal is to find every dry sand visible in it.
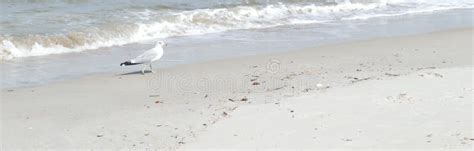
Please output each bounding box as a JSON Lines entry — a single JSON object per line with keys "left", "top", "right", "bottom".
{"left": 182, "top": 67, "right": 472, "bottom": 150}
{"left": 1, "top": 28, "right": 473, "bottom": 150}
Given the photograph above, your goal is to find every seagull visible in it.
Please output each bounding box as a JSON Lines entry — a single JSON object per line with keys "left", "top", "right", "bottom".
{"left": 120, "top": 41, "right": 166, "bottom": 74}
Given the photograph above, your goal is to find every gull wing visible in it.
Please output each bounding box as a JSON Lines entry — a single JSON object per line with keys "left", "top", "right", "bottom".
{"left": 131, "top": 49, "right": 158, "bottom": 64}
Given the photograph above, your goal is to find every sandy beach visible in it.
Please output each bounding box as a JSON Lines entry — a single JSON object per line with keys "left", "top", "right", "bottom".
{"left": 1, "top": 28, "right": 472, "bottom": 150}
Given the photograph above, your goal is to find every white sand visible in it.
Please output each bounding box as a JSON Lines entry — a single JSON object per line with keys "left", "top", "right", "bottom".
{"left": 1, "top": 28, "right": 472, "bottom": 150}
{"left": 182, "top": 67, "right": 473, "bottom": 150}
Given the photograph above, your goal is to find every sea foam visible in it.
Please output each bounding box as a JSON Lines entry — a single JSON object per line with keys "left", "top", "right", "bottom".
{"left": 1, "top": 0, "right": 472, "bottom": 60}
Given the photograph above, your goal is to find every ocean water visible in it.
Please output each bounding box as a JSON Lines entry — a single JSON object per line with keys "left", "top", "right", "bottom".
{"left": 0, "top": 0, "right": 473, "bottom": 88}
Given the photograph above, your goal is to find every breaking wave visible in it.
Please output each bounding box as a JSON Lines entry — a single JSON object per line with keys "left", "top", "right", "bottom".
{"left": 1, "top": 0, "right": 472, "bottom": 60}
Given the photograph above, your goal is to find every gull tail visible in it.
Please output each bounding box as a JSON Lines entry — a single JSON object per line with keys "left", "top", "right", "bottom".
{"left": 120, "top": 61, "right": 141, "bottom": 66}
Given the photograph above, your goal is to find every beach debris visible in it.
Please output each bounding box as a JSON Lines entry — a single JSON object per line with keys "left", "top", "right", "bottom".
{"left": 432, "top": 73, "right": 443, "bottom": 78}
{"left": 426, "top": 134, "right": 432, "bottom": 137}
{"left": 342, "top": 138, "right": 352, "bottom": 142}
{"left": 416, "top": 67, "right": 436, "bottom": 71}
{"left": 269, "top": 86, "right": 286, "bottom": 91}
{"left": 203, "top": 123, "right": 207, "bottom": 126}
{"left": 385, "top": 73, "right": 400, "bottom": 77}
{"left": 345, "top": 76, "right": 373, "bottom": 83}
{"left": 228, "top": 98, "right": 235, "bottom": 102}
{"left": 222, "top": 112, "right": 228, "bottom": 117}
{"left": 386, "top": 93, "right": 417, "bottom": 103}
{"left": 241, "top": 97, "right": 248, "bottom": 101}
{"left": 155, "top": 100, "right": 163, "bottom": 104}
{"left": 144, "top": 133, "right": 150, "bottom": 136}
{"left": 252, "top": 82, "right": 260, "bottom": 85}
{"left": 419, "top": 72, "right": 443, "bottom": 78}
{"left": 303, "top": 88, "right": 313, "bottom": 92}
{"left": 290, "top": 110, "right": 294, "bottom": 113}
{"left": 7, "top": 89, "right": 14, "bottom": 92}
{"left": 398, "top": 93, "right": 409, "bottom": 99}
{"left": 451, "top": 133, "right": 461, "bottom": 136}
{"left": 204, "top": 94, "right": 208, "bottom": 98}
{"left": 96, "top": 134, "right": 103, "bottom": 138}
{"left": 356, "top": 69, "right": 362, "bottom": 72}
{"left": 316, "top": 83, "right": 324, "bottom": 88}
{"left": 250, "top": 78, "right": 258, "bottom": 82}
{"left": 281, "top": 73, "right": 298, "bottom": 80}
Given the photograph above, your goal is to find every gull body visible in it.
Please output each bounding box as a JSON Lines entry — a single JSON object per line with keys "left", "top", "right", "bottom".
{"left": 120, "top": 41, "right": 166, "bottom": 74}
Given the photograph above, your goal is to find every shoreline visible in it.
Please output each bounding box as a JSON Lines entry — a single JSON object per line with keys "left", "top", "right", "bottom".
{"left": 2, "top": 8, "right": 473, "bottom": 89}
{"left": 2, "top": 26, "right": 472, "bottom": 90}
{"left": 1, "top": 27, "right": 472, "bottom": 150}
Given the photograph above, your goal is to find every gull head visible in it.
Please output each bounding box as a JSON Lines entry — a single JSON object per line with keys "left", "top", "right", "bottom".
{"left": 156, "top": 41, "right": 167, "bottom": 47}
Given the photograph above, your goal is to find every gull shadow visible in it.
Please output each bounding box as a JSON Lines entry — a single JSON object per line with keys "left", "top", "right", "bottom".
{"left": 118, "top": 70, "right": 152, "bottom": 76}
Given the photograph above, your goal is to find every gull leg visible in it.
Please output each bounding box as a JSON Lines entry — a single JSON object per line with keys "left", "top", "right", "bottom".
{"left": 149, "top": 63, "right": 154, "bottom": 73}
{"left": 141, "top": 65, "right": 146, "bottom": 75}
